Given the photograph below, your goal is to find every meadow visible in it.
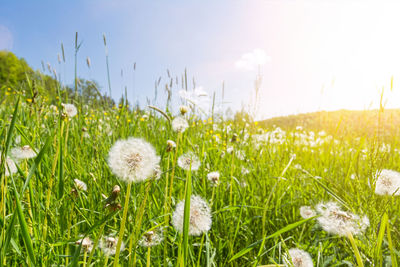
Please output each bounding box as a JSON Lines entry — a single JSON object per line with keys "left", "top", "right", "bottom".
{"left": 1, "top": 69, "right": 400, "bottom": 267}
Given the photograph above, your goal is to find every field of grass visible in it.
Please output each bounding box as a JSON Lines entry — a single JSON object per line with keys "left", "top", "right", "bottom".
{"left": 1, "top": 86, "right": 400, "bottom": 266}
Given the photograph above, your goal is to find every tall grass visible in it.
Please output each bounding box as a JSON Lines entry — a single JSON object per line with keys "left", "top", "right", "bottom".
{"left": 1, "top": 40, "right": 399, "bottom": 266}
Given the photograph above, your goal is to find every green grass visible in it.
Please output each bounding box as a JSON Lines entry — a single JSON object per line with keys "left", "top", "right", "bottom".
{"left": 1, "top": 83, "right": 400, "bottom": 266}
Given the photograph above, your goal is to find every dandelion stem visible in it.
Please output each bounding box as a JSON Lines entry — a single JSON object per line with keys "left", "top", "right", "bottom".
{"left": 129, "top": 180, "right": 153, "bottom": 266}
{"left": 146, "top": 246, "right": 151, "bottom": 267}
{"left": 229, "top": 150, "right": 235, "bottom": 205}
{"left": 182, "top": 168, "right": 192, "bottom": 266}
{"left": 196, "top": 234, "right": 205, "bottom": 267}
{"left": 168, "top": 132, "right": 181, "bottom": 203}
{"left": 113, "top": 181, "right": 132, "bottom": 266}
{"left": 163, "top": 153, "right": 171, "bottom": 266}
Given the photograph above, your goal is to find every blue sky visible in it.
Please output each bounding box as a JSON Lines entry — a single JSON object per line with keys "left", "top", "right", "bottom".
{"left": 2, "top": 0, "right": 400, "bottom": 119}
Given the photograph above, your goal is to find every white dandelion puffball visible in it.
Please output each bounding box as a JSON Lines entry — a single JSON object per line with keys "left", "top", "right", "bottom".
{"left": 100, "top": 236, "right": 123, "bottom": 255}
{"left": 179, "top": 105, "right": 189, "bottom": 115}
{"left": 207, "top": 171, "right": 220, "bottom": 185}
{"left": 11, "top": 145, "right": 37, "bottom": 160}
{"left": 284, "top": 248, "right": 313, "bottom": 267}
{"left": 172, "top": 116, "right": 189, "bottom": 133}
{"left": 2, "top": 157, "right": 17, "bottom": 176}
{"left": 76, "top": 237, "right": 93, "bottom": 253}
{"left": 138, "top": 230, "right": 164, "bottom": 247}
{"left": 300, "top": 206, "right": 316, "bottom": 219}
{"left": 108, "top": 138, "right": 160, "bottom": 183}
{"left": 177, "top": 152, "right": 200, "bottom": 171}
{"left": 316, "top": 201, "right": 369, "bottom": 236}
{"left": 172, "top": 195, "right": 212, "bottom": 236}
{"left": 62, "top": 103, "right": 78, "bottom": 117}
{"left": 375, "top": 169, "right": 400, "bottom": 196}
{"left": 166, "top": 140, "right": 176, "bottom": 152}
{"left": 74, "top": 179, "right": 87, "bottom": 191}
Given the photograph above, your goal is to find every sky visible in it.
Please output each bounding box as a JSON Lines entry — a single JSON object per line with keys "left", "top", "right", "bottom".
{"left": 1, "top": 0, "right": 400, "bottom": 119}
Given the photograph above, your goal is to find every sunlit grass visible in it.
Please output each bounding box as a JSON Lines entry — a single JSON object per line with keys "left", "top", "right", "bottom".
{"left": 1, "top": 72, "right": 400, "bottom": 266}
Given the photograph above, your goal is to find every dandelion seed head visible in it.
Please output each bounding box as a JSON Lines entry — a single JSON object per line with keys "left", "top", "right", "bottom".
{"left": 74, "top": 179, "right": 87, "bottom": 191}
{"left": 172, "top": 195, "right": 212, "bottom": 236}
{"left": 207, "top": 171, "right": 220, "bottom": 186}
{"left": 316, "top": 201, "right": 369, "bottom": 236}
{"left": 138, "top": 229, "right": 164, "bottom": 247}
{"left": 76, "top": 237, "right": 93, "bottom": 253}
{"left": 177, "top": 152, "right": 200, "bottom": 171}
{"left": 11, "top": 145, "right": 36, "bottom": 160}
{"left": 152, "top": 164, "right": 162, "bottom": 180}
{"left": 166, "top": 140, "right": 176, "bottom": 152}
{"left": 172, "top": 116, "right": 189, "bottom": 133}
{"left": 100, "top": 236, "right": 123, "bottom": 255}
{"left": 179, "top": 105, "right": 189, "bottom": 115}
{"left": 108, "top": 138, "right": 160, "bottom": 183}
{"left": 300, "top": 206, "right": 316, "bottom": 219}
{"left": 62, "top": 103, "right": 78, "bottom": 118}
{"left": 375, "top": 169, "right": 400, "bottom": 196}
{"left": 1, "top": 157, "right": 17, "bottom": 176}
{"left": 284, "top": 248, "right": 313, "bottom": 267}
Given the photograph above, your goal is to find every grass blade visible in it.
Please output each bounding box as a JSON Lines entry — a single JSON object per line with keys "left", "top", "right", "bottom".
{"left": 229, "top": 216, "right": 315, "bottom": 262}
{"left": 13, "top": 187, "right": 35, "bottom": 265}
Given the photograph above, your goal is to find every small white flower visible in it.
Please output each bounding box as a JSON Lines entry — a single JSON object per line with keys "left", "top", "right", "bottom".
{"left": 100, "top": 236, "right": 123, "bottom": 255}
{"left": 375, "top": 169, "right": 400, "bottom": 196}
{"left": 74, "top": 179, "right": 87, "bottom": 191}
{"left": 172, "top": 195, "right": 212, "bottom": 236}
{"left": 62, "top": 103, "right": 78, "bottom": 117}
{"left": 284, "top": 248, "right": 313, "bottom": 267}
{"left": 107, "top": 138, "right": 160, "bottom": 183}
{"left": 10, "top": 145, "right": 37, "bottom": 160}
{"left": 207, "top": 171, "right": 220, "bottom": 186}
{"left": 177, "top": 152, "right": 200, "bottom": 171}
{"left": 300, "top": 206, "right": 316, "bottom": 219}
{"left": 172, "top": 116, "right": 189, "bottom": 133}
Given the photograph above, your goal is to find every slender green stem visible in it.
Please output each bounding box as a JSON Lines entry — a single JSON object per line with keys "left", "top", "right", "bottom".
{"left": 113, "top": 182, "right": 132, "bottom": 266}
{"left": 182, "top": 168, "right": 192, "bottom": 266}
{"left": 146, "top": 246, "right": 151, "bottom": 267}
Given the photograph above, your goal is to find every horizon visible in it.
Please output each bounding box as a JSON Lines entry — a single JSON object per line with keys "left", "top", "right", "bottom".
{"left": 2, "top": 0, "right": 400, "bottom": 120}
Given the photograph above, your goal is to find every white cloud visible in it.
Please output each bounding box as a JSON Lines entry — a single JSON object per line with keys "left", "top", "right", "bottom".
{"left": 0, "top": 25, "right": 13, "bottom": 50}
{"left": 235, "top": 48, "right": 270, "bottom": 71}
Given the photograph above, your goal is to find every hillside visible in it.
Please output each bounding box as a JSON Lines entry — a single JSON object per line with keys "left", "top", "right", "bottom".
{"left": 259, "top": 109, "right": 400, "bottom": 139}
